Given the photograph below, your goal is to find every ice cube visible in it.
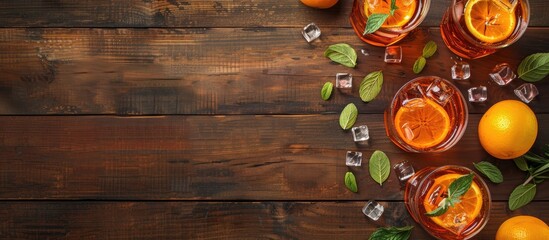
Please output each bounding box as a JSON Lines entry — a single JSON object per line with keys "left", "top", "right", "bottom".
{"left": 489, "top": 63, "right": 516, "bottom": 86}
{"left": 451, "top": 59, "right": 471, "bottom": 80}
{"left": 362, "top": 200, "right": 384, "bottom": 221}
{"left": 393, "top": 161, "right": 415, "bottom": 185}
{"left": 302, "top": 23, "right": 321, "bottom": 42}
{"left": 467, "top": 86, "right": 487, "bottom": 102}
{"left": 514, "top": 83, "right": 538, "bottom": 103}
{"left": 352, "top": 125, "right": 369, "bottom": 142}
{"left": 346, "top": 151, "right": 362, "bottom": 167}
{"left": 384, "top": 46, "right": 402, "bottom": 63}
{"left": 336, "top": 73, "right": 352, "bottom": 88}
{"left": 426, "top": 78, "right": 454, "bottom": 106}
{"left": 400, "top": 82, "right": 425, "bottom": 106}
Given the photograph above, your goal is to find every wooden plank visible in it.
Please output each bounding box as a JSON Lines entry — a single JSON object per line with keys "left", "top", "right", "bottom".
{"left": 0, "top": 27, "right": 548, "bottom": 115}
{"left": 0, "top": 201, "right": 546, "bottom": 239}
{"left": 1, "top": 114, "right": 548, "bottom": 200}
{"left": 0, "top": 0, "right": 547, "bottom": 27}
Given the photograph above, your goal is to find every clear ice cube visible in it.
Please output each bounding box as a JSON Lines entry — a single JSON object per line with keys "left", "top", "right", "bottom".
{"left": 467, "top": 86, "right": 487, "bottom": 102}
{"left": 514, "top": 83, "right": 538, "bottom": 103}
{"left": 346, "top": 151, "right": 362, "bottom": 167}
{"left": 302, "top": 23, "right": 321, "bottom": 42}
{"left": 362, "top": 200, "right": 384, "bottom": 221}
{"left": 426, "top": 78, "right": 454, "bottom": 106}
{"left": 352, "top": 125, "right": 369, "bottom": 142}
{"left": 489, "top": 63, "right": 516, "bottom": 86}
{"left": 451, "top": 59, "right": 471, "bottom": 80}
{"left": 336, "top": 73, "right": 352, "bottom": 88}
{"left": 384, "top": 46, "right": 402, "bottom": 63}
{"left": 400, "top": 82, "right": 425, "bottom": 106}
{"left": 393, "top": 161, "right": 415, "bottom": 185}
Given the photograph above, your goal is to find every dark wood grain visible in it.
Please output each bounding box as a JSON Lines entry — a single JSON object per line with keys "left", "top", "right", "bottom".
{"left": 1, "top": 114, "right": 548, "bottom": 200}
{"left": 0, "top": 0, "right": 547, "bottom": 28}
{"left": 0, "top": 27, "right": 548, "bottom": 115}
{"left": 0, "top": 201, "right": 546, "bottom": 239}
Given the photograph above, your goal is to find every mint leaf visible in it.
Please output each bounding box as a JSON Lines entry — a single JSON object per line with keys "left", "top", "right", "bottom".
{"left": 359, "top": 71, "right": 383, "bottom": 102}
{"left": 363, "top": 13, "right": 389, "bottom": 35}
{"left": 509, "top": 183, "right": 536, "bottom": 210}
{"left": 517, "top": 53, "right": 549, "bottom": 82}
{"left": 369, "top": 226, "right": 413, "bottom": 240}
{"left": 422, "top": 41, "right": 438, "bottom": 58}
{"left": 390, "top": 0, "right": 399, "bottom": 16}
{"left": 514, "top": 157, "right": 529, "bottom": 171}
{"left": 474, "top": 161, "right": 503, "bottom": 183}
{"left": 369, "top": 150, "right": 390, "bottom": 186}
{"left": 339, "top": 103, "right": 358, "bottom": 130}
{"left": 324, "top": 43, "right": 357, "bottom": 68}
{"left": 321, "top": 82, "right": 333, "bottom": 101}
{"left": 425, "top": 204, "right": 448, "bottom": 217}
{"left": 345, "top": 171, "right": 358, "bottom": 193}
{"left": 413, "top": 56, "right": 426, "bottom": 74}
{"left": 448, "top": 173, "right": 474, "bottom": 199}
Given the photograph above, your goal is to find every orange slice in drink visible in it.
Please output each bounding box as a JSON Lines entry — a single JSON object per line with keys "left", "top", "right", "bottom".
{"left": 423, "top": 174, "right": 484, "bottom": 233}
{"left": 364, "top": 0, "right": 417, "bottom": 28}
{"left": 464, "top": 0, "right": 517, "bottom": 43}
{"left": 394, "top": 98, "right": 451, "bottom": 149}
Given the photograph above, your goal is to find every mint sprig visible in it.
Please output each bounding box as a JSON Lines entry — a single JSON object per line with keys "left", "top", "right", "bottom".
{"left": 426, "top": 173, "right": 474, "bottom": 217}
{"left": 363, "top": 1, "right": 399, "bottom": 35}
{"left": 510, "top": 148, "right": 549, "bottom": 210}
{"left": 369, "top": 226, "right": 413, "bottom": 240}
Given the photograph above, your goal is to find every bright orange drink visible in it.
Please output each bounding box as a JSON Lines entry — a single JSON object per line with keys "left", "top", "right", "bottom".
{"left": 405, "top": 166, "right": 491, "bottom": 240}
{"left": 440, "top": 0, "right": 530, "bottom": 59}
{"left": 350, "top": 0, "right": 431, "bottom": 46}
{"left": 385, "top": 76, "right": 468, "bottom": 152}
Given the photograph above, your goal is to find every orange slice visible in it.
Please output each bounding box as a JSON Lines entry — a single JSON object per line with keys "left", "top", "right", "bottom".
{"left": 423, "top": 174, "right": 484, "bottom": 233}
{"left": 364, "top": 0, "right": 417, "bottom": 28}
{"left": 394, "top": 98, "right": 451, "bottom": 149}
{"left": 464, "top": 0, "right": 517, "bottom": 43}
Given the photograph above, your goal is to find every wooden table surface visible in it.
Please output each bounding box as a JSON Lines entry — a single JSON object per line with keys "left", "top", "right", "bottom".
{"left": 0, "top": 0, "right": 548, "bottom": 239}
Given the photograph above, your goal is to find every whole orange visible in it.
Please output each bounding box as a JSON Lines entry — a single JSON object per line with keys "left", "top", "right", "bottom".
{"left": 478, "top": 100, "right": 537, "bottom": 159}
{"left": 299, "top": 0, "right": 339, "bottom": 9}
{"left": 496, "top": 215, "right": 549, "bottom": 240}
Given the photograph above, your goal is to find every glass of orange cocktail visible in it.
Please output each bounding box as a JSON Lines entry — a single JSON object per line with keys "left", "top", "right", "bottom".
{"left": 440, "top": 0, "right": 530, "bottom": 59}
{"left": 350, "top": 0, "right": 431, "bottom": 46}
{"left": 405, "top": 165, "right": 491, "bottom": 240}
{"left": 384, "top": 76, "right": 468, "bottom": 152}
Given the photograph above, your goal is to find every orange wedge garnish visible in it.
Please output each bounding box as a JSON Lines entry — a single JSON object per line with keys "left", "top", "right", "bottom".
{"left": 394, "top": 98, "right": 451, "bottom": 149}
{"left": 423, "top": 174, "right": 483, "bottom": 233}
{"left": 464, "top": 0, "right": 516, "bottom": 43}
{"left": 365, "top": 0, "right": 417, "bottom": 28}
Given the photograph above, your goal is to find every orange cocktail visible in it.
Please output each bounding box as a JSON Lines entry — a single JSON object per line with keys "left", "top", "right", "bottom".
{"left": 405, "top": 166, "right": 491, "bottom": 240}
{"left": 350, "top": 0, "right": 431, "bottom": 46}
{"left": 384, "top": 76, "right": 468, "bottom": 152}
{"left": 440, "top": 0, "right": 530, "bottom": 59}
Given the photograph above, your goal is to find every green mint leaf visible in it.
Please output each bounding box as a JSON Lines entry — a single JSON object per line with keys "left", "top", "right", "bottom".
{"left": 523, "top": 152, "right": 549, "bottom": 164}
{"left": 425, "top": 200, "right": 448, "bottom": 217}
{"left": 448, "top": 173, "right": 474, "bottom": 199}
{"left": 532, "top": 162, "right": 549, "bottom": 177}
{"left": 369, "top": 150, "right": 390, "bottom": 186}
{"left": 344, "top": 171, "right": 358, "bottom": 193}
{"left": 509, "top": 183, "right": 536, "bottom": 210}
{"left": 413, "top": 56, "right": 426, "bottom": 74}
{"left": 474, "top": 161, "right": 503, "bottom": 183}
{"left": 369, "top": 226, "right": 413, "bottom": 240}
{"left": 324, "top": 43, "right": 357, "bottom": 68}
{"left": 339, "top": 103, "right": 358, "bottom": 130}
{"left": 517, "top": 53, "right": 549, "bottom": 82}
{"left": 390, "top": 0, "right": 399, "bottom": 16}
{"left": 359, "top": 71, "right": 384, "bottom": 102}
{"left": 422, "top": 41, "right": 438, "bottom": 58}
{"left": 363, "top": 13, "right": 389, "bottom": 35}
{"left": 514, "top": 157, "right": 530, "bottom": 172}
{"left": 321, "top": 82, "right": 333, "bottom": 101}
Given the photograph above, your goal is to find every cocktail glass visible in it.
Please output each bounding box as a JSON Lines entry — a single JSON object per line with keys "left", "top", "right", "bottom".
{"left": 404, "top": 165, "right": 491, "bottom": 240}
{"left": 350, "top": 0, "right": 431, "bottom": 46}
{"left": 440, "top": 0, "right": 530, "bottom": 59}
{"left": 384, "top": 76, "right": 468, "bottom": 152}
